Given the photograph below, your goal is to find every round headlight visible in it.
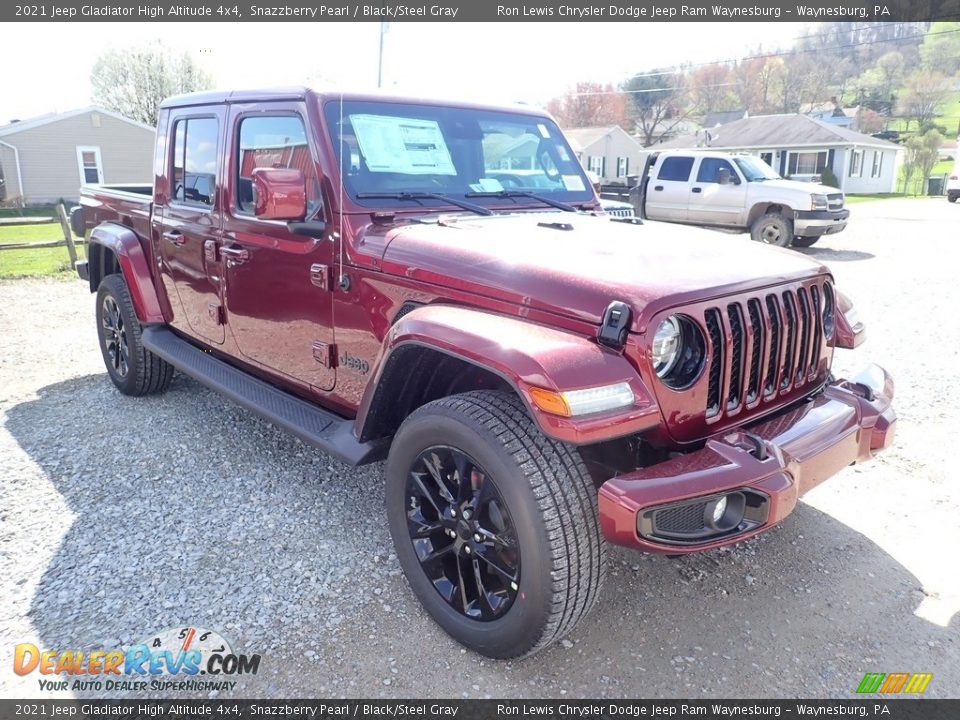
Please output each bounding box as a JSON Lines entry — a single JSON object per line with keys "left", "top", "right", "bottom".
{"left": 651, "top": 315, "right": 707, "bottom": 389}
{"left": 822, "top": 283, "right": 835, "bottom": 339}
{"left": 652, "top": 316, "right": 681, "bottom": 378}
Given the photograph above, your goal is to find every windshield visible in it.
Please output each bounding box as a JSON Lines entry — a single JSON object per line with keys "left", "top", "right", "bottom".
{"left": 733, "top": 156, "right": 781, "bottom": 182}
{"left": 323, "top": 100, "right": 595, "bottom": 210}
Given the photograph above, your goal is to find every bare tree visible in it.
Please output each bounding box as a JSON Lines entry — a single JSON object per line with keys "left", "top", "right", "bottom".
{"left": 898, "top": 70, "right": 952, "bottom": 130}
{"left": 901, "top": 129, "right": 943, "bottom": 194}
{"left": 91, "top": 42, "right": 214, "bottom": 126}
{"left": 623, "top": 70, "right": 689, "bottom": 146}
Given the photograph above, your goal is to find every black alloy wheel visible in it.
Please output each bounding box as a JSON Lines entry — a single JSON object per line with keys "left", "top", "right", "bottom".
{"left": 405, "top": 445, "right": 520, "bottom": 621}
{"left": 101, "top": 294, "right": 129, "bottom": 378}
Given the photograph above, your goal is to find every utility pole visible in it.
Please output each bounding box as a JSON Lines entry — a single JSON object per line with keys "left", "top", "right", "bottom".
{"left": 377, "top": 22, "right": 389, "bottom": 88}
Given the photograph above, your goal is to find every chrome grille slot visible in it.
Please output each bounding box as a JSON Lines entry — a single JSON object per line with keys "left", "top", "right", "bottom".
{"left": 704, "top": 308, "right": 723, "bottom": 419}
{"left": 726, "top": 304, "right": 744, "bottom": 411}
{"left": 746, "top": 299, "right": 764, "bottom": 403}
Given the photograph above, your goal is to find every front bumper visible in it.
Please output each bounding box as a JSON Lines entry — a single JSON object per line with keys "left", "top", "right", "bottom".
{"left": 794, "top": 208, "right": 850, "bottom": 237}
{"left": 598, "top": 364, "right": 895, "bottom": 553}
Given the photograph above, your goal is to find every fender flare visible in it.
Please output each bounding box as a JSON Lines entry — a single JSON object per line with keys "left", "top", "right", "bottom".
{"left": 88, "top": 223, "right": 165, "bottom": 324}
{"left": 356, "top": 304, "right": 660, "bottom": 446}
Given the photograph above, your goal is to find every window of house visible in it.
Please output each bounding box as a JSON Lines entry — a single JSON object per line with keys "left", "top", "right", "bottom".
{"left": 657, "top": 156, "right": 695, "bottom": 182}
{"left": 871, "top": 151, "right": 883, "bottom": 178}
{"left": 172, "top": 117, "right": 218, "bottom": 207}
{"left": 237, "top": 115, "right": 321, "bottom": 217}
{"left": 849, "top": 149, "right": 863, "bottom": 178}
{"left": 76, "top": 146, "right": 103, "bottom": 185}
{"left": 616, "top": 156, "right": 629, "bottom": 178}
{"left": 696, "top": 157, "right": 737, "bottom": 183}
{"left": 788, "top": 151, "right": 828, "bottom": 176}
{"left": 587, "top": 156, "right": 604, "bottom": 177}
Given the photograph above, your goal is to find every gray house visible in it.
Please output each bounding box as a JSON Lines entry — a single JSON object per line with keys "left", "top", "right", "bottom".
{"left": 565, "top": 126, "right": 644, "bottom": 183}
{"left": 0, "top": 107, "right": 154, "bottom": 206}
{"left": 653, "top": 114, "right": 902, "bottom": 194}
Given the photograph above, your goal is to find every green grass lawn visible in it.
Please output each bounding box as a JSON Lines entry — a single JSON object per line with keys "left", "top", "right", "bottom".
{"left": 0, "top": 222, "right": 85, "bottom": 278}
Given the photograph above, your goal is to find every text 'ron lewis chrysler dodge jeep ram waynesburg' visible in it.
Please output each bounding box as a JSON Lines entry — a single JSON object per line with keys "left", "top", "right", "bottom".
{"left": 73, "top": 88, "right": 896, "bottom": 659}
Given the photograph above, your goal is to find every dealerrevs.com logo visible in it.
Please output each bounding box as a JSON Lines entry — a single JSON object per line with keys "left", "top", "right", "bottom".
{"left": 14, "top": 626, "right": 261, "bottom": 693}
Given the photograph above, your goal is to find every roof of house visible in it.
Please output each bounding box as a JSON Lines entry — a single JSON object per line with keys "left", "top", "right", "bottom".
{"left": 653, "top": 114, "right": 901, "bottom": 151}
{"left": 702, "top": 109, "right": 748, "bottom": 128}
{"left": 563, "top": 125, "right": 642, "bottom": 153}
{"left": 0, "top": 106, "right": 154, "bottom": 138}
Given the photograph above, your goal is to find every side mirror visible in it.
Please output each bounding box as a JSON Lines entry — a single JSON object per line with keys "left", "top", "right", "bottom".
{"left": 718, "top": 167, "right": 735, "bottom": 185}
{"left": 252, "top": 168, "right": 307, "bottom": 221}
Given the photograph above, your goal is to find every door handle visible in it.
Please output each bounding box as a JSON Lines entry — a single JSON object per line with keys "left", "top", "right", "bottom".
{"left": 220, "top": 245, "right": 250, "bottom": 264}
{"left": 163, "top": 230, "right": 185, "bottom": 245}
{"left": 692, "top": 187, "right": 702, "bottom": 193}
{"left": 653, "top": 185, "right": 664, "bottom": 191}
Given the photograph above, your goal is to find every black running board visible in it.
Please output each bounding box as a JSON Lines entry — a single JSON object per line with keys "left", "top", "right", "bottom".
{"left": 142, "top": 326, "right": 387, "bottom": 467}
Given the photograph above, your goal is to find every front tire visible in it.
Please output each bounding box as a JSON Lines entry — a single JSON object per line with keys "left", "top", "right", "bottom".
{"left": 385, "top": 390, "right": 605, "bottom": 658}
{"left": 96, "top": 274, "right": 173, "bottom": 396}
{"left": 750, "top": 212, "right": 793, "bottom": 247}
{"left": 792, "top": 235, "right": 820, "bottom": 248}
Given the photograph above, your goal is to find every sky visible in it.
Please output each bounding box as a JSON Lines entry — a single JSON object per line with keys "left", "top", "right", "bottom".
{"left": 2, "top": 21, "right": 813, "bottom": 122}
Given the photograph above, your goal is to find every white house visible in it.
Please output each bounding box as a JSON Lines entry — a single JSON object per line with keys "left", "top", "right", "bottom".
{"left": 653, "top": 114, "right": 902, "bottom": 194}
{"left": 564, "top": 126, "right": 644, "bottom": 183}
{"left": 0, "top": 106, "right": 154, "bottom": 206}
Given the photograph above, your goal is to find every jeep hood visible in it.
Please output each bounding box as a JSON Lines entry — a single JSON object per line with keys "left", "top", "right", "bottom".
{"left": 376, "top": 213, "right": 828, "bottom": 332}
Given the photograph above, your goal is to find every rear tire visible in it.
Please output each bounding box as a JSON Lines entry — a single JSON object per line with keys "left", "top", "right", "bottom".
{"left": 792, "top": 235, "right": 820, "bottom": 248}
{"left": 96, "top": 274, "right": 174, "bottom": 396}
{"left": 385, "top": 390, "right": 606, "bottom": 658}
{"left": 949, "top": 193, "right": 958, "bottom": 204}
{"left": 750, "top": 212, "right": 793, "bottom": 247}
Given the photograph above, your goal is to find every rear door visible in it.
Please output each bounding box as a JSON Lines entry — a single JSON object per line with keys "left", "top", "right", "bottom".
{"left": 687, "top": 156, "right": 748, "bottom": 226}
{"left": 645, "top": 155, "right": 694, "bottom": 221}
{"left": 220, "top": 103, "right": 336, "bottom": 391}
{"left": 157, "top": 107, "right": 226, "bottom": 344}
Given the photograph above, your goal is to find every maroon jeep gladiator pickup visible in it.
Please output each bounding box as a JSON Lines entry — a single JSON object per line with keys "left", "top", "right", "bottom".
{"left": 74, "top": 88, "right": 896, "bottom": 659}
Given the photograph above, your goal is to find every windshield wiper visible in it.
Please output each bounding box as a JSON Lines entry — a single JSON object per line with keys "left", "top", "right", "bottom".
{"left": 465, "top": 190, "right": 577, "bottom": 213}
{"left": 356, "top": 191, "right": 493, "bottom": 216}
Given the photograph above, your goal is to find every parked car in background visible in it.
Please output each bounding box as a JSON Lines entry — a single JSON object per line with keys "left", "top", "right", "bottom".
{"left": 635, "top": 150, "right": 849, "bottom": 247}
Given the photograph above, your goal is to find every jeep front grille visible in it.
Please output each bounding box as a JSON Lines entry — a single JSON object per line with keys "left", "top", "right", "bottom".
{"left": 700, "top": 280, "right": 831, "bottom": 424}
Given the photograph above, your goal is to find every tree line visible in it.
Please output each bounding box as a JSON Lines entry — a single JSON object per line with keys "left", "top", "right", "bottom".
{"left": 546, "top": 22, "right": 960, "bottom": 146}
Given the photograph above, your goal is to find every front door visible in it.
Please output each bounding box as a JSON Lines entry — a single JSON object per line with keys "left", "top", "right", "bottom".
{"left": 687, "top": 157, "right": 748, "bottom": 226}
{"left": 158, "top": 109, "right": 226, "bottom": 344}
{"left": 646, "top": 155, "right": 694, "bottom": 221}
{"left": 221, "top": 106, "right": 336, "bottom": 391}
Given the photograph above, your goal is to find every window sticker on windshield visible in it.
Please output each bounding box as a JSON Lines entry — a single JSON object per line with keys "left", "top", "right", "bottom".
{"left": 537, "top": 123, "right": 551, "bottom": 138}
{"left": 562, "top": 174, "right": 586, "bottom": 191}
{"left": 350, "top": 114, "right": 457, "bottom": 175}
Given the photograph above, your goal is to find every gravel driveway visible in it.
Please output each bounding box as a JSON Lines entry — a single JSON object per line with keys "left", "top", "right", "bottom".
{"left": 1, "top": 198, "right": 957, "bottom": 699}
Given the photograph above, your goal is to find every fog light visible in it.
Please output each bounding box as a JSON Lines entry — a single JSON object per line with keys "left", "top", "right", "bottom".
{"left": 711, "top": 496, "right": 727, "bottom": 524}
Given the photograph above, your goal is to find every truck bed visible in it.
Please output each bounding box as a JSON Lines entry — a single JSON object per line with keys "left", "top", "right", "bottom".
{"left": 78, "top": 183, "right": 153, "bottom": 241}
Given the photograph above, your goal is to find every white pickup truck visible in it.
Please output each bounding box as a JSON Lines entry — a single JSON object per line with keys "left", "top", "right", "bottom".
{"left": 634, "top": 150, "right": 850, "bottom": 247}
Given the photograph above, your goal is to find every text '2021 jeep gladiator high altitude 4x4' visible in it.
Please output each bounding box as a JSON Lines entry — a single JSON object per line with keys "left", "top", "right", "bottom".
{"left": 74, "top": 88, "right": 896, "bottom": 659}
